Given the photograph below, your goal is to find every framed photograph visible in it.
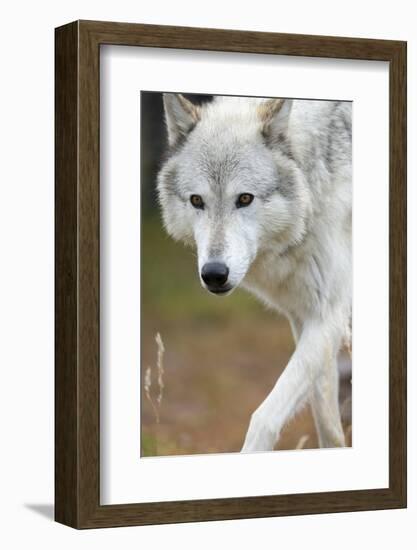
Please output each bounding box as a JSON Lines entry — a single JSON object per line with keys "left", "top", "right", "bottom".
{"left": 55, "top": 20, "right": 406, "bottom": 528}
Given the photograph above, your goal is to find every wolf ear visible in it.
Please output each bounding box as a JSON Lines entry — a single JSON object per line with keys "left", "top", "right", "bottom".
{"left": 258, "top": 98, "right": 293, "bottom": 141}
{"left": 163, "top": 93, "right": 201, "bottom": 147}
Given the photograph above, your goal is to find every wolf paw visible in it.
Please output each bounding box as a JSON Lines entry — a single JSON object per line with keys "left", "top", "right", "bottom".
{"left": 241, "top": 409, "right": 277, "bottom": 453}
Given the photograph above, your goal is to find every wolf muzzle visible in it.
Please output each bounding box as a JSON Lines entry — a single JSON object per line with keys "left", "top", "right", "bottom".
{"left": 201, "top": 262, "right": 231, "bottom": 294}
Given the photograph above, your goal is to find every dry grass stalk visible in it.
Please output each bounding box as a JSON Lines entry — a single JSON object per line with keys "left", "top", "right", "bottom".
{"left": 296, "top": 434, "right": 310, "bottom": 449}
{"left": 144, "top": 333, "right": 166, "bottom": 424}
{"left": 144, "top": 366, "right": 160, "bottom": 423}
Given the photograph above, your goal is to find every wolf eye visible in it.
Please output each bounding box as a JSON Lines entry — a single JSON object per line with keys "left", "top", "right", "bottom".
{"left": 236, "top": 193, "right": 254, "bottom": 208}
{"left": 190, "top": 194, "right": 204, "bottom": 209}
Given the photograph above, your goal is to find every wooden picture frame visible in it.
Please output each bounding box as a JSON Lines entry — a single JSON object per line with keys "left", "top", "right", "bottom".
{"left": 55, "top": 20, "right": 407, "bottom": 529}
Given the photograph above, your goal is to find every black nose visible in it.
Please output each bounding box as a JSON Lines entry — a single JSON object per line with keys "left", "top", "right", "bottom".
{"left": 201, "top": 262, "right": 229, "bottom": 289}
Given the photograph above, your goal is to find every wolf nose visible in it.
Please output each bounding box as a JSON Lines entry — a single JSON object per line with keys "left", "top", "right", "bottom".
{"left": 201, "top": 262, "right": 229, "bottom": 288}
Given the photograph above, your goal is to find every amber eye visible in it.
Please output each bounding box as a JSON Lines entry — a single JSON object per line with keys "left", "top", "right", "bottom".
{"left": 190, "top": 194, "right": 204, "bottom": 209}
{"left": 236, "top": 193, "right": 254, "bottom": 208}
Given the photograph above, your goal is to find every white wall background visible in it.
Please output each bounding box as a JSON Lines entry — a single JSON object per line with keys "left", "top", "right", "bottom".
{"left": 0, "top": 1, "right": 414, "bottom": 547}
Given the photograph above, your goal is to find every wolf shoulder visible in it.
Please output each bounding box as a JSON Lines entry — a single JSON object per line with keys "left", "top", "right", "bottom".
{"left": 290, "top": 99, "right": 351, "bottom": 134}
{"left": 290, "top": 100, "right": 352, "bottom": 152}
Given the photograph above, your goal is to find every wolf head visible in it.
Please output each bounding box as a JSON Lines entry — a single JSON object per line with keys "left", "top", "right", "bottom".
{"left": 157, "top": 94, "right": 310, "bottom": 296}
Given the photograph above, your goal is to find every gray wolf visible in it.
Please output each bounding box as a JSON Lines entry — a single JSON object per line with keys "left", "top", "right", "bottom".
{"left": 157, "top": 93, "right": 352, "bottom": 452}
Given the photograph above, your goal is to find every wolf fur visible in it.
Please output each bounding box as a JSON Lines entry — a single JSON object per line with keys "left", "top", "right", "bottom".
{"left": 157, "top": 93, "right": 352, "bottom": 452}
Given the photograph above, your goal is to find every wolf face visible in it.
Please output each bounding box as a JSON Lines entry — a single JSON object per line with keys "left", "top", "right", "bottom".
{"left": 157, "top": 94, "right": 311, "bottom": 295}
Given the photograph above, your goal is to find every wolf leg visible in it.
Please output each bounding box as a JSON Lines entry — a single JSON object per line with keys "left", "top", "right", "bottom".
{"left": 241, "top": 317, "right": 342, "bottom": 452}
{"left": 310, "top": 355, "right": 345, "bottom": 448}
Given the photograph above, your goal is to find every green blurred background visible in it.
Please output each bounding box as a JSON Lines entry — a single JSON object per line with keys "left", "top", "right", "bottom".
{"left": 140, "top": 91, "right": 352, "bottom": 456}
